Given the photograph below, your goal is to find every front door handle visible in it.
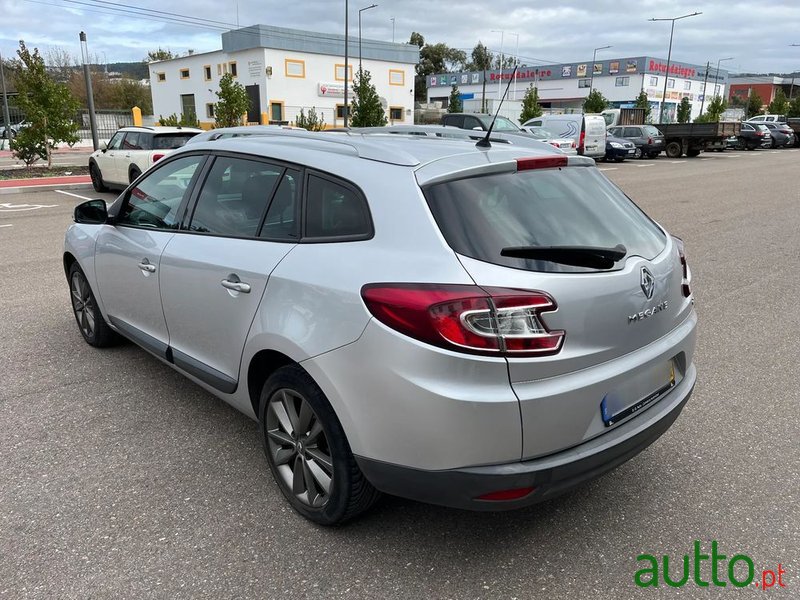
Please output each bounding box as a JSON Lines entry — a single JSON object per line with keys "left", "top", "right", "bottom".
{"left": 221, "top": 278, "right": 251, "bottom": 294}
{"left": 138, "top": 260, "right": 156, "bottom": 273}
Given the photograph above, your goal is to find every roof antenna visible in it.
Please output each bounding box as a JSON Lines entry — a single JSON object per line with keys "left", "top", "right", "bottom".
{"left": 476, "top": 64, "right": 518, "bottom": 149}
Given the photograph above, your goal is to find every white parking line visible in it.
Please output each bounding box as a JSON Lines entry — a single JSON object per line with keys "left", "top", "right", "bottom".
{"left": 55, "top": 190, "right": 93, "bottom": 201}
{"left": 635, "top": 164, "right": 655, "bottom": 168}
{"left": 598, "top": 167, "right": 618, "bottom": 171}
{"left": 0, "top": 224, "right": 12, "bottom": 228}
{"left": 669, "top": 161, "right": 686, "bottom": 164}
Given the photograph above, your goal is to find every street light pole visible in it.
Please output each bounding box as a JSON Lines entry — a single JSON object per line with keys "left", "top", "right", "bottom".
{"left": 714, "top": 56, "right": 733, "bottom": 104}
{"left": 589, "top": 45, "right": 612, "bottom": 94}
{"left": 0, "top": 51, "right": 12, "bottom": 144}
{"left": 649, "top": 12, "right": 702, "bottom": 124}
{"left": 390, "top": 17, "right": 395, "bottom": 43}
{"left": 491, "top": 29, "right": 505, "bottom": 103}
{"left": 358, "top": 4, "right": 378, "bottom": 75}
{"left": 507, "top": 32, "right": 519, "bottom": 100}
{"left": 344, "top": 0, "right": 349, "bottom": 127}
{"left": 79, "top": 32, "right": 99, "bottom": 151}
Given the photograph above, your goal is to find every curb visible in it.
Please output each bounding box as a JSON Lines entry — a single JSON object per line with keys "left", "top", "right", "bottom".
{"left": 0, "top": 182, "right": 94, "bottom": 195}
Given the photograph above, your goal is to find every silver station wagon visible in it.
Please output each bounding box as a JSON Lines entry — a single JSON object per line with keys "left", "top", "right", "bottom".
{"left": 64, "top": 130, "right": 697, "bottom": 524}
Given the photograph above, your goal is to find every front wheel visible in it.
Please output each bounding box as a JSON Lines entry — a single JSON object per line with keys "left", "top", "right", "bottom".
{"left": 129, "top": 167, "right": 141, "bottom": 184}
{"left": 259, "top": 365, "right": 380, "bottom": 525}
{"left": 89, "top": 163, "right": 109, "bottom": 193}
{"left": 633, "top": 147, "right": 643, "bottom": 159}
{"left": 68, "top": 263, "right": 118, "bottom": 347}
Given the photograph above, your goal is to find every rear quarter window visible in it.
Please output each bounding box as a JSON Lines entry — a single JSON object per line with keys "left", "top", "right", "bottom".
{"left": 423, "top": 167, "right": 666, "bottom": 273}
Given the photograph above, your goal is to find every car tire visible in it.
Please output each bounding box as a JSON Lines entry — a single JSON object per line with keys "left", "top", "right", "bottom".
{"left": 89, "top": 162, "right": 109, "bottom": 193}
{"left": 129, "top": 167, "right": 141, "bottom": 184}
{"left": 633, "top": 147, "right": 643, "bottom": 159}
{"left": 259, "top": 364, "right": 381, "bottom": 525}
{"left": 68, "top": 263, "right": 119, "bottom": 347}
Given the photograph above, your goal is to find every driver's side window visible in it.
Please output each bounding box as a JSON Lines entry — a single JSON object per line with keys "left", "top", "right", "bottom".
{"left": 107, "top": 132, "right": 125, "bottom": 150}
{"left": 117, "top": 155, "right": 204, "bottom": 229}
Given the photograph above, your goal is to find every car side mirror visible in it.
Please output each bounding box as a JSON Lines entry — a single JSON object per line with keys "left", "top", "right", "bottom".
{"left": 74, "top": 199, "right": 109, "bottom": 224}
{"left": 472, "top": 126, "right": 483, "bottom": 131}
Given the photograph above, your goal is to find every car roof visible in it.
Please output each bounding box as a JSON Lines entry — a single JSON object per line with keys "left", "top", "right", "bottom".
{"left": 118, "top": 126, "right": 203, "bottom": 134}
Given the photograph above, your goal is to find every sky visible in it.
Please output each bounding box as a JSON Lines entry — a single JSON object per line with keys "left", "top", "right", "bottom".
{"left": 2, "top": 0, "right": 800, "bottom": 75}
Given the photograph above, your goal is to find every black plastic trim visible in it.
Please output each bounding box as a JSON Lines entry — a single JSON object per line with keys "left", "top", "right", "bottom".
{"left": 108, "top": 316, "right": 169, "bottom": 360}
{"left": 171, "top": 348, "right": 238, "bottom": 394}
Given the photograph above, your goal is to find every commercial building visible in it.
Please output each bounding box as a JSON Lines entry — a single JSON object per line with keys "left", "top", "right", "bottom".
{"left": 427, "top": 56, "right": 728, "bottom": 123}
{"left": 727, "top": 76, "right": 799, "bottom": 108}
{"left": 148, "top": 24, "right": 418, "bottom": 129}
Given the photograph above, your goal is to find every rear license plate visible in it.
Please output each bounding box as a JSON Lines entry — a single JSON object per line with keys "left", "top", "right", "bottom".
{"left": 601, "top": 361, "right": 676, "bottom": 427}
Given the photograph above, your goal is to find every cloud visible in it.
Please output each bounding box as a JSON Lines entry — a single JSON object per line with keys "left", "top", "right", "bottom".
{"left": 1, "top": 0, "right": 799, "bottom": 74}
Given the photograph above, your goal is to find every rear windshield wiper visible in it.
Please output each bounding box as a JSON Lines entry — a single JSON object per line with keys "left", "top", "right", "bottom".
{"left": 500, "top": 244, "right": 627, "bottom": 269}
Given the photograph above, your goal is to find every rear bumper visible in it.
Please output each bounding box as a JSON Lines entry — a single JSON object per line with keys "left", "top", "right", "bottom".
{"left": 356, "top": 364, "right": 695, "bottom": 511}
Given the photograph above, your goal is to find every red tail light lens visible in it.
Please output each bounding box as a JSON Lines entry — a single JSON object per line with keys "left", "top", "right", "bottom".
{"left": 476, "top": 487, "right": 536, "bottom": 501}
{"left": 647, "top": 137, "right": 654, "bottom": 145}
{"left": 152, "top": 153, "right": 166, "bottom": 163}
{"left": 578, "top": 130, "right": 586, "bottom": 154}
{"left": 673, "top": 237, "right": 691, "bottom": 297}
{"left": 361, "top": 284, "right": 564, "bottom": 357}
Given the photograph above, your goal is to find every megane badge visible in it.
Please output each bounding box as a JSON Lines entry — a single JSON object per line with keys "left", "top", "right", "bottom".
{"left": 640, "top": 267, "right": 655, "bottom": 299}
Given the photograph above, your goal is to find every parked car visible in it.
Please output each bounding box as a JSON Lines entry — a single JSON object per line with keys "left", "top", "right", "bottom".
{"left": 440, "top": 112, "right": 525, "bottom": 134}
{"left": 65, "top": 130, "right": 697, "bottom": 524}
{"left": 735, "top": 122, "right": 772, "bottom": 150}
{"left": 519, "top": 125, "right": 578, "bottom": 154}
{"left": 522, "top": 113, "right": 607, "bottom": 159}
{"left": 604, "top": 134, "right": 636, "bottom": 161}
{"left": 761, "top": 122, "right": 795, "bottom": 148}
{"left": 89, "top": 126, "right": 203, "bottom": 192}
{"left": 746, "top": 114, "right": 786, "bottom": 123}
{"left": 0, "top": 120, "right": 28, "bottom": 139}
{"left": 606, "top": 124, "right": 665, "bottom": 158}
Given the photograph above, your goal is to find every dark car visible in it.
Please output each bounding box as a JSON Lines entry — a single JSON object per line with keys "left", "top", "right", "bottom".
{"left": 606, "top": 124, "right": 665, "bottom": 158}
{"left": 604, "top": 134, "right": 636, "bottom": 162}
{"left": 441, "top": 113, "right": 526, "bottom": 134}
{"left": 733, "top": 123, "right": 772, "bottom": 150}
{"left": 762, "top": 122, "right": 795, "bottom": 148}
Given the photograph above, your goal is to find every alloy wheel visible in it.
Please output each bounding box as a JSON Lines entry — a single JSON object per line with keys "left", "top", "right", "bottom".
{"left": 266, "top": 388, "right": 334, "bottom": 508}
{"left": 70, "top": 271, "right": 96, "bottom": 339}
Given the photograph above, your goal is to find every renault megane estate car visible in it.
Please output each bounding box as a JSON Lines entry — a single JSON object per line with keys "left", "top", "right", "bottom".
{"left": 64, "top": 129, "right": 697, "bottom": 524}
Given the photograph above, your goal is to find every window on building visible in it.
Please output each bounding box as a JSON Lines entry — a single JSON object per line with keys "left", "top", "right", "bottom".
{"left": 229, "top": 61, "right": 238, "bottom": 77}
{"left": 389, "top": 106, "right": 404, "bottom": 121}
{"left": 179, "top": 68, "right": 190, "bottom": 80}
{"left": 156, "top": 72, "right": 166, "bottom": 82}
{"left": 285, "top": 59, "right": 305, "bottom": 78}
{"left": 305, "top": 174, "right": 372, "bottom": 240}
{"left": 389, "top": 69, "right": 405, "bottom": 86}
{"left": 204, "top": 65, "right": 212, "bottom": 81}
{"left": 648, "top": 76, "right": 658, "bottom": 86}
{"left": 180, "top": 94, "right": 196, "bottom": 122}
{"left": 217, "top": 64, "right": 223, "bottom": 76}
{"left": 683, "top": 80, "right": 691, "bottom": 91}
{"left": 270, "top": 101, "right": 284, "bottom": 122}
{"left": 615, "top": 76, "right": 630, "bottom": 87}
{"left": 336, "top": 104, "right": 350, "bottom": 119}
{"left": 206, "top": 103, "right": 215, "bottom": 118}
{"left": 667, "top": 78, "right": 676, "bottom": 89}
{"left": 578, "top": 79, "right": 591, "bottom": 88}
{"left": 335, "top": 64, "right": 352, "bottom": 81}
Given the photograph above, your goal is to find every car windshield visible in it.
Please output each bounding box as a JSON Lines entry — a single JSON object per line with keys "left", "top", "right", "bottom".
{"left": 492, "top": 116, "right": 521, "bottom": 131}
{"left": 153, "top": 133, "right": 199, "bottom": 150}
{"left": 423, "top": 166, "right": 666, "bottom": 273}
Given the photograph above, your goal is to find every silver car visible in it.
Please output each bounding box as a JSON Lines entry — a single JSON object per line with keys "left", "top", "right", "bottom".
{"left": 64, "top": 130, "right": 697, "bottom": 524}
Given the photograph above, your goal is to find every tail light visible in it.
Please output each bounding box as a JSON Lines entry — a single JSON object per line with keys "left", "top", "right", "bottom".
{"left": 673, "top": 237, "right": 692, "bottom": 297}
{"left": 361, "top": 284, "right": 565, "bottom": 357}
{"left": 647, "top": 137, "right": 654, "bottom": 145}
{"left": 152, "top": 153, "right": 166, "bottom": 163}
{"left": 516, "top": 156, "right": 568, "bottom": 170}
{"left": 578, "top": 130, "right": 586, "bottom": 154}
{"left": 476, "top": 487, "right": 536, "bottom": 501}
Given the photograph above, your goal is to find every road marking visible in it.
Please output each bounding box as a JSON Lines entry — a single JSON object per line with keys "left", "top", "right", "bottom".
{"left": 56, "top": 189, "right": 93, "bottom": 201}
{"left": 598, "top": 167, "right": 618, "bottom": 171}
{"left": 0, "top": 223, "right": 12, "bottom": 228}
{"left": 635, "top": 164, "right": 655, "bottom": 168}
{"left": 0, "top": 202, "right": 58, "bottom": 212}
{"left": 669, "top": 161, "right": 686, "bottom": 164}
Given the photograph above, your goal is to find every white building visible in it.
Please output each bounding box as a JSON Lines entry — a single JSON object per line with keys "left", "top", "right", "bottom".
{"left": 428, "top": 56, "right": 728, "bottom": 123}
{"left": 148, "top": 24, "right": 418, "bottom": 129}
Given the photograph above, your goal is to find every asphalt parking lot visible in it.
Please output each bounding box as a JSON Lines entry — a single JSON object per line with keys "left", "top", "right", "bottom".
{"left": 1, "top": 149, "right": 798, "bottom": 599}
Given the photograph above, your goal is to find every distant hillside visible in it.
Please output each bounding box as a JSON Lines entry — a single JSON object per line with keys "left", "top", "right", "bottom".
{"left": 106, "top": 62, "right": 150, "bottom": 80}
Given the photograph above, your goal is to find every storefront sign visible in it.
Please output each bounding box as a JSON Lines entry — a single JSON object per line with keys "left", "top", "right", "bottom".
{"left": 609, "top": 61, "right": 620, "bottom": 74}
{"left": 318, "top": 82, "right": 345, "bottom": 97}
{"left": 248, "top": 60, "right": 263, "bottom": 77}
{"left": 648, "top": 60, "right": 696, "bottom": 78}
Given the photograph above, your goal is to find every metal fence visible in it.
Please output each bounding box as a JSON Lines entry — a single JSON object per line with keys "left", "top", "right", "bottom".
{"left": 76, "top": 109, "right": 133, "bottom": 139}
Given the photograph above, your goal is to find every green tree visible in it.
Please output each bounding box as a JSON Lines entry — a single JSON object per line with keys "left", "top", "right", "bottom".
{"left": 698, "top": 95, "right": 727, "bottom": 122}
{"left": 470, "top": 41, "right": 493, "bottom": 113}
{"left": 519, "top": 83, "right": 543, "bottom": 122}
{"left": 294, "top": 107, "right": 326, "bottom": 131}
{"left": 214, "top": 72, "right": 250, "bottom": 127}
{"left": 411, "top": 33, "right": 467, "bottom": 103}
{"left": 634, "top": 90, "right": 652, "bottom": 122}
{"left": 746, "top": 91, "right": 763, "bottom": 118}
{"left": 158, "top": 112, "right": 200, "bottom": 128}
{"left": 583, "top": 89, "right": 608, "bottom": 113}
{"left": 110, "top": 79, "right": 153, "bottom": 114}
{"left": 677, "top": 97, "right": 692, "bottom": 123}
{"left": 11, "top": 41, "right": 79, "bottom": 167}
{"left": 447, "top": 85, "right": 462, "bottom": 113}
{"left": 767, "top": 88, "right": 788, "bottom": 115}
{"left": 787, "top": 95, "right": 800, "bottom": 118}
{"left": 350, "top": 69, "right": 387, "bottom": 127}
{"left": 145, "top": 48, "right": 175, "bottom": 62}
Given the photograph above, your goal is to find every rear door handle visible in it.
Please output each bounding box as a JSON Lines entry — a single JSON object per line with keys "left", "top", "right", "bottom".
{"left": 221, "top": 278, "right": 251, "bottom": 293}
{"left": 138, "top": 260, "right": 156, "bottom": 273}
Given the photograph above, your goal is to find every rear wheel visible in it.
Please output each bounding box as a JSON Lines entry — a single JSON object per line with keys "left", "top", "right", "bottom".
{"left": 68, "top": 263, "right": 118, "bottom": 347}
{"left": 665, "top": 141, "right": 682, "bottom": 158}
{"left": 259, "top": 365, "right": 380, "bottom": 525}
{"left": 89, "top": 162, "right": 108, "bottom": 193}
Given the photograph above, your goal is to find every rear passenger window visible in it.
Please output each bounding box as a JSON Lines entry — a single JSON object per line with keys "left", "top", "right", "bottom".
{"left": 188, "top": 156, "right": 282, "bottom": 237}
{"left": 623, "top": 127, "right": 640, "bottom": 137}
{"left": 304, "top": 174, "right": 372, "bottom": 240}
{"left": 123, "top": 132, "right": 142, "bottom": 150}
{"left": 260, "top": 169, "right": 300, "bottom": 241}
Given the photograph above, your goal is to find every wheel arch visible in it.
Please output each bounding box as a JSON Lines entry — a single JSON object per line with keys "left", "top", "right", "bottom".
{"left": 247, "top": 349, "right": 296, "bottom": 417}
{"left": 63, "top": 251, "right": 77, "bottom": 280}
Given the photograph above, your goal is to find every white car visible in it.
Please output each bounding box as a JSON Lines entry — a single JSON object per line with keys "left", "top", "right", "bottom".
{"left": 89, "top": 126, "right": 202, "bottom": 192}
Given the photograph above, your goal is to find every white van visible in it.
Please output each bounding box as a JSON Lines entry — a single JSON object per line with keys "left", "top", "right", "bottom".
{"left": 522, "top": 114, "right": 607, "bottom": 159}
{"left": 746, "top": 114, "right": 786, "bottom": 123}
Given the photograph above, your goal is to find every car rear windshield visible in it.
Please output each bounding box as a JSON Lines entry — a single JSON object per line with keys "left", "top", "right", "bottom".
{"left": 423, "top": 166, "right": 666, "bottom": 273}
{"left": 153, "top": 133, "right": 199, "bottom": 150}
{"left": 643, "top": 125, "right": 662, "bottom": 136}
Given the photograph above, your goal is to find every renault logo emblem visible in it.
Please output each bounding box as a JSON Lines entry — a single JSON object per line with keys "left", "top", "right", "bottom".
{"left": 640, "top": 266, "right": 655, "bottom": 299}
